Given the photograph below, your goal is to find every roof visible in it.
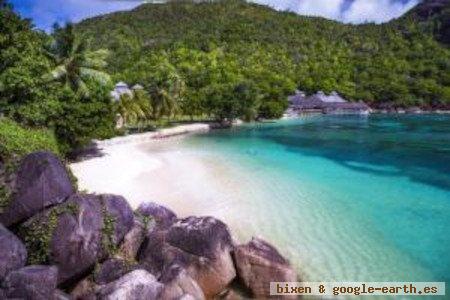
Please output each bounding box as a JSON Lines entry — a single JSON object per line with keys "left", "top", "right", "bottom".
{"left": 311, "top": 91, "right": 347, "bottom": 103}
{"left": 115, "top": 81, "right": 128, "bottom": 88}
{"left": 288, "top": 91, "right": 369, "bottom": 111}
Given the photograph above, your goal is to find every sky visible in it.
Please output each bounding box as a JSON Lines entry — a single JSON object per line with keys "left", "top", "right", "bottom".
{"left": 10, "top": 0, "right": 420, "bottom": 31}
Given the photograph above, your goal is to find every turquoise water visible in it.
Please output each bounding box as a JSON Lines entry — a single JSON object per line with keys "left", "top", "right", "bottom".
{"left": 179, "top": 115, "right": 450, "bottom": 292}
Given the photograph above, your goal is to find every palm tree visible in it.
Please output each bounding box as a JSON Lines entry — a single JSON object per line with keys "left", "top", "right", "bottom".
{"left": 45, "top": 23, "right": 111, "bottom": 97}
{"left": 115, "top": 90, "right": 152, "bottom": 126}
{"left": 149, "top": 73, "right": 186, "bottom": 120}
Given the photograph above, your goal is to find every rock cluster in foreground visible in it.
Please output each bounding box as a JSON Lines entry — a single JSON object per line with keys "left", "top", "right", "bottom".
{"left": 0, "top": 152, "right": 299, "bottom": 299}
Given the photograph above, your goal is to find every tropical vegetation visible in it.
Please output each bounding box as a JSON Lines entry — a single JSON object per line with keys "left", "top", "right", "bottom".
{"left": 1, "top": 0, "right": 450, "bottom": 160}
{"left": 77, "top": 0, "right": 450, "bottom": 109}
{"left": 0, "top": 0, "right": 115, "bottom": 156}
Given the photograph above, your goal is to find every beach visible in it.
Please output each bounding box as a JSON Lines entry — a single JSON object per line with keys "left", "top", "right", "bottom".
{"left": 70, "top": 124, "right": 217, "bottom": 213}
{"left": 70, "top": 116, "right": 450, "bottom": 286}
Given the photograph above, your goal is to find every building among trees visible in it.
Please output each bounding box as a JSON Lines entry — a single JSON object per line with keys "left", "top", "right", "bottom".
{"left": 288, "top": 91, "right": 370, "bottom": 115}
{"left": 111, "top": 82, "right": 133, "bottom": 101}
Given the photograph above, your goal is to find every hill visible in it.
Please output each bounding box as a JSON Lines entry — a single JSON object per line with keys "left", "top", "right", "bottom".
{"left": 76, "top": 0, "right": 450, "bottom": 108}
{"left": 401, "top": 0, "right": 450, "bottom": 44}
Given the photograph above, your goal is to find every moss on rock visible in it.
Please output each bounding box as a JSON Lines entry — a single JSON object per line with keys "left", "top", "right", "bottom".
{"left": 0, "top": 186, "right": 12, "bottom": 214}
{"left": 65, "top": 164, "right": 79, "bottom": 191}
{"left": 0, "top": 159, "right": 18, "bottom": 215}
{"left": 18, "top": 202, "right": 79, "bottom": 265}
{"left": 100, "top": 197, "right": 118, "bottom": 256}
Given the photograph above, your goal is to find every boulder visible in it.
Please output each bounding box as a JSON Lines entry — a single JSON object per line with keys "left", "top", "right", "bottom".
{"left": 0, "top": 224, "right": 27, "bottom": 281}
{"left": 139, "top": 216, "right": 236, "bottom": 298}
{"left": 96, "top": 269, "right": 163, "bottom": 300}
{"left": 19, "top": 193, "right": 134, "bottom": 284}
{"left": 220, "top": 289, "right": 249, "bottom": 300}
{"left": 94, "top": 258, "right": 139, "bottom": 285}
{"left": 137, "top": 202, "right": 177, "bottom": 229}
{"left": 0, "top": 152, "right": 74, "bottom": 227}
{"left": 118, "top": 219, "right": 146, "bottom": 261}
{"left": 3, "top": 265, "right": 58, "bottom": 300}
{"left": 234, "top": 237, "right": 298, "bottom": 299}
{"left": 159, "top": 264, "right": 205, "bottom": 300}
{"left": 54, "top": 289, "right": 73, "bottom": 300}
{"left": 100, "top": 194, "right": 135, "bottom": 247}
{"left": 70, "top": 277, "right": 98, "bottom": 300}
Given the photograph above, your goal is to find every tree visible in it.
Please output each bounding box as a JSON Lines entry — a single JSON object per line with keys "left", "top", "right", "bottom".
{"left": 115, "top": 89, "right": 152, "bottom": 126}
{"left": 0, "top": 0, "right": 60, "bottom": 126}
{"left": 54, "top": 79, "right": 115, "bottom": 154}
{"left": 46, "top": 23, "right": 111, "bottom": 97}
{"left": 75, "top": 0, "right": 450, "bottom": 108}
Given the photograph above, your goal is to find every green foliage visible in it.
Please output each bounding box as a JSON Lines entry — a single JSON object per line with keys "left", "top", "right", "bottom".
{"left": 0, "top": 118, "right": 60, "bottom": 160}
{"left": 53, "top": 81, "right": 116, "bottom": 154}
{"left": 19, "top": 202, "right": 79, "bottom": 264}
{"left": 1, "top": 5, "right": 117, "bottom": 155}
{"left": 0, "top": 185, "right": 11, "bottom": 214}
{"left": 99, "top": 197, "right": 118, "bottom": 256}
{"left": 0, "top": 2, "right": 62, "bottom": 127}
{"left": 0, "top": 118, "right": 61, "bottom": 213}
{"left": 77, "top": 0, "right": 450, "bottom": 108}
{"left": 115, "top": 89, "right": 152, "bottom": 126}
{"left": 46, "top": 23, "right": 112, "bottom": 97}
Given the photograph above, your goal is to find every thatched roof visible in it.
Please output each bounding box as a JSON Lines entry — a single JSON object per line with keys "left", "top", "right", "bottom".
{"left": 288, "top": 91, "right": 370, "bottom": 113}
{"left": 115, "top": 81, "right": 128, "bottom": 88}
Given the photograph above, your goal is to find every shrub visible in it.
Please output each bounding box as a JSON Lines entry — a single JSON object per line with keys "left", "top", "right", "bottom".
{"left": 0, "top": 118, "right": 60, "bottom": 161}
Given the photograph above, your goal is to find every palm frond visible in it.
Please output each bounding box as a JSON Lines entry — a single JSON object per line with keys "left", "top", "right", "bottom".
{"left": 75, "top": 77, "right": 90, "bottom": 98}
{"left": 44, "top": 65, "right": 68, "bottom": 82}
{"left": 80, "top": 68, "right": 111, "bottom": 86}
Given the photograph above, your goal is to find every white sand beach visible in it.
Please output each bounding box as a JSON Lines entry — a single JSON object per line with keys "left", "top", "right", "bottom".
{"left": 70, "top": 121, "right": 439, "bottom": 283}
{"left": 70, "top": 123, "right": 228, "bottom": 216}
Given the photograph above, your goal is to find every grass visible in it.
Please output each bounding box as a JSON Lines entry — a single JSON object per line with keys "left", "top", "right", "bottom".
{"left": 0, "top": 118, "right": 62, "bottom": 213}
{"left": 0, "top": 118, "right": 60, "bottom": 160}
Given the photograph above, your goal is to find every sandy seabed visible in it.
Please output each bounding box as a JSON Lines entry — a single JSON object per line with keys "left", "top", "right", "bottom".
{"left": 69, "top": 124, "right": 436, "bottom": 283}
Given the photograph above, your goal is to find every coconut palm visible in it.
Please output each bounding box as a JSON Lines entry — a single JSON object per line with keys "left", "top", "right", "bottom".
{"left": 115, "top": 90, "right": 152, "bottom": 126}
{"left": 45, "top": 23, "right": 111, "bottom": 97}
{"left": 149, "top": 73, "right": 186, "bottom": 120}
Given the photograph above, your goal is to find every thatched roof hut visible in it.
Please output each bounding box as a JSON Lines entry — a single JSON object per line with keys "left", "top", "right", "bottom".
{"left": 288, "top": 91, "right": 370, "bottom": 115}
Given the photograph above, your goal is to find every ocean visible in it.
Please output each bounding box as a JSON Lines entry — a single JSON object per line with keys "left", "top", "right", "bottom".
{"left": 175, "top": 114, "right": 450, "bottom": 287}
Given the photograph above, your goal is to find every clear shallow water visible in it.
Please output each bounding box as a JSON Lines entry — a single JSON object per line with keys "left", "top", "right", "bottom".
{"left": 177, "top": 115, "right": 450, "bottom": 290}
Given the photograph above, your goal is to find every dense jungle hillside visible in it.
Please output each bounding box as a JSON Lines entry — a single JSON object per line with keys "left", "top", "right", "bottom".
{"left": 76, "top": 0, "right": 450, "bottom": 108}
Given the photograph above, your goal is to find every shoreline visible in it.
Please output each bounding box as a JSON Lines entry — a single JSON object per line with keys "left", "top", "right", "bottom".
{"left": 70, "top": 124, "right": 230, "bottom": 213}
{"left": 95, "top": 123, "right": 211, "bottom": 147}
{"left": 69, "top": 116, "right": 447, "bottom": 284}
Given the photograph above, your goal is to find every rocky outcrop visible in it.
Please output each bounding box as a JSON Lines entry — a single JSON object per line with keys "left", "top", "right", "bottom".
{"left": 70, "top": 276, "right": 99, "bottom": 300}
{"left": 0, "top": 151, "right": 299, "bottom": 300}
{"left": 101, "top": 194, "right": 135, "bottom": 247}
{"left": 139, "top": 216, "right": 236, "bottom": 298}
{"left": 137, "top": 202, "right": 177, "bottom": 229}
{"left": 19, "top": 193, "right": 134, "bottom": 284}
{"left": 54, "top": 289, "right": 73, "bottom": 300}
{"left": 94, "top": 258, "right": 137, "bottom": 285}
{"left": 3, "top": 265, "right": 58, "bottom": 300}
{"left": 96, "top": 269, "right": 163, "bottom": 300}
{"left": 118, "top": 219, "right": 146, "bottom": 261}
{"left": 159, "top": 264, "right": 205, "bottom": 300}
{"left": 0, "top": 152, "right": 74, "bottom": 227}
{"left": 0, "top": 224, "right": 27, "bottom": 281}
{"left": 234, "top": 237, "right": 298, "bottom": 299}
